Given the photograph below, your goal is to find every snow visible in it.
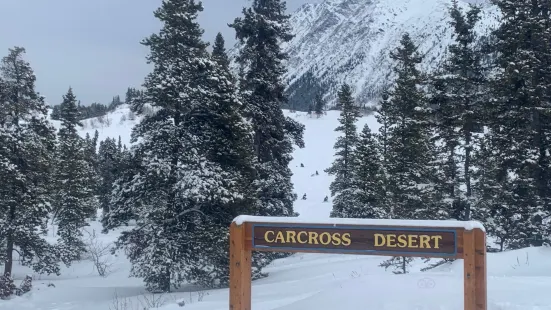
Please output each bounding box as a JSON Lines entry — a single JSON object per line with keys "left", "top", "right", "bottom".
{"left": 2, "top": 108, "right": 551, "bottom": 310}
{"left": 229, "top": 0, "right": 501, "bottom": 107}
{"left": 234, "top": 215, "right": 485, "bottom": 231}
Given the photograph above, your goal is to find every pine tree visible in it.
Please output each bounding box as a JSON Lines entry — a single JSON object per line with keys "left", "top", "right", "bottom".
{"left": 379, "top": 34, "right": 442, "bottom": 274}
{"left": 105, "top": 0, "right": 255, "bottom": 292}
{"left": 428, "top": 1, "right": 486, "bottom": 221}
{"left": 314, "top": 93, "right": 325, "bottom": 118}
{"left": 0, "top": 47, "right": 59, "bottom": 281}
{"left": 212, "top": 32, "right": 230, "bottom": 70}
{"left": 326, "top": 83, "right": 361, "bottom": 218}
{"left": 375, "top": 91, "right": 392, "bottom": 214}
{"left": 482, "top": 0, "right": 551, "bottom": 248}
{"left": 230, "top": 0, "right": 305, "bottom": 274}
{"left": 230, "top": 1, "right": 305, "bottom": 217}
{"left": 98, "top": 137, "right": 119, "bottom": 215}
{"left": 333, "top": 124, "right": 386, "bottom": 219}
{"left": 52, "top": 88, "right": 99, "bottom": 264}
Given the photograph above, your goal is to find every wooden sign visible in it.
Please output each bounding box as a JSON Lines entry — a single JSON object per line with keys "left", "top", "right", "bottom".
{"left": 229, "top": 216, "right": 487, "bottom": 310}
{"left": 252, "top": 224, "right": 457, "bottom": 256}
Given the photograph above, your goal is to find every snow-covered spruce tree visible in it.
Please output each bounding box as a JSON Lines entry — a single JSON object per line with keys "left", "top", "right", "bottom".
{"left": 104, "top": 0, "right": 255, "bottom": 291}
{"left": 212, "top": 32, "right": 231, "bottom": 71}
{"left": 0, "top": 47, "right": 59, "bottom": 282}
{"left": 97, "top": 137, "right": 120, "bottom": 215}
{"left": 481, "top": 0, "right": 551, "bottom": 248}
{"left": 52, "top": 87, "right": 99, "bottom": 264}
{"left": 230, "top": 0, "right": 305, "bottom": 268}
{"left": 427, "top": 1, "right": 486, "bottom": 221}
{"left": 344, "top": 124, "right": 387, "bottom": 219}
{"left": 314, "top": 93, "right": 325, "bottom": 118}
{"left": 379, "top": 34, "right": 444, "bottom": 274}
{"left": 326, "top": 83, "right": 361, "bottom": 218}
{"left": 375, "top": 90, "right": 392, "bottom": 214}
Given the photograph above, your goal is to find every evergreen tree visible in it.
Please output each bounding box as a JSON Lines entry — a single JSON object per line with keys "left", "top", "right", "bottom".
{"left": 375, "top": 91, "right": 392, "bottom": 214}
{"left": 428, "top": 1, "right": 486, "bottom": 221}
{"left": 0, "top": 47, "right": 59, "bottom": 281}
{"left": 98, "top": 137, "right": 119, "bottom": 215}
{"left": 482, "top": 0, "right": 551, "bottom": 248}
{"left": 332, "top": 124, "right": 386, "bottom": 219}
{"left": 230, "top": 0, "right": 305, "bottom": 273}
{"left": 314, "top": 93, "right": 325, "bottom": 118}
{"left": 52, "top": 88, "right": 99, "bottom": 264}
{"left": 326, "top": 84, "right": 361, "bottom": 217}
{"left": 50, "top": 105, "right": 61, "bottom": 120}
{"left": 105, "top": 0, "right": 255, "bottom": 292}
{"left": 212, "top": 32, "right": 230, "bottom": 70}
{"left": 379, "top": 34, "right": 442, "bottom": 273}
{"left": 230, "top": 1, "right": 305, "bottom": 217}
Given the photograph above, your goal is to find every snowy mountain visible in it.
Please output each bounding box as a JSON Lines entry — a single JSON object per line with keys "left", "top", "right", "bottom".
{"left": 231, "top": 0, "right": 500, "bottom": 109}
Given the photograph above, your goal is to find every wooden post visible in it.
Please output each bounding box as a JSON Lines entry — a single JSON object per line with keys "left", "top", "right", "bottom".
{"left": 463, "top": 229, "right": 476, "bottom": 310}
{"left": 228, "top": 216, "right": 487, "bottom": 310}
{"left": 474, "top": 228, "right": 487, "bottom": 310}
{"left": 229, "top": 222, "right": 252, "bottom": 310}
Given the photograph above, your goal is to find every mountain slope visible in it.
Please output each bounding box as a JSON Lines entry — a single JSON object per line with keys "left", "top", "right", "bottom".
{"left": 231, "top": 0, "right": 500, "bottom": 110}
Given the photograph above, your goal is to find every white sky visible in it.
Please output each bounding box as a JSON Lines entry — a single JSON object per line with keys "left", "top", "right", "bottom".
{"left": 0, "top": 0, "right": 322, "bottom": 106}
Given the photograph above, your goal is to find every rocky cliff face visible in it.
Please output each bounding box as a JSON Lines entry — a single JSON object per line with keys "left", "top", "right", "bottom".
{"left": 231, "top": 0, "right": 500, "bottom": 110}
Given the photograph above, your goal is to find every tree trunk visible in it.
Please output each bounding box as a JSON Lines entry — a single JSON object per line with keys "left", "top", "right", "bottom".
{"left": 464, "top": 130, "right": 472, "bottom": 221}
{"left": 4, "top": 204, "right": 16, "bottom": 276}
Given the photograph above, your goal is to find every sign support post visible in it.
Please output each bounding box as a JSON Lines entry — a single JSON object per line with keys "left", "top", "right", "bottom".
{"left": 229, "top": 216, "right": 487, "bottom": 310}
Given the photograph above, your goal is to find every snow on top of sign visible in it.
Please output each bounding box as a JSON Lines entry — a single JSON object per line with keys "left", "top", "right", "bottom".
{"left": 232, "top": 215, "right": 485, "bottom": 231}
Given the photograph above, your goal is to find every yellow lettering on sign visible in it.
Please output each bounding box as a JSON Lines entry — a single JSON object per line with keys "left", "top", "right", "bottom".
{"left": 419, "top": 235, "right": 431, "bottom": 248}
{"left": 319, "top": 232, "right": 331, "bottom": 245}
{"left": 331, "top": 233, "right": 342, "bottom": 246}
{"left": 265, "top": 231, "right": 275, "bottom": 243}
{"left": 286, "top": 231, "right": 297, "bottom": 243}
{"left": 431, "top": 235, "right": 442, "bottom": 249}
{"left": 262, "top": 230, "right": 353, "bottom": 246}
{"left": 308, "top": 232, "right": 319, "bottom": 244}
{"left": 387, "top": 234, "right": 397, "bottom": 247}
{"left": 408, "top": 235, "right": 418, "bottom": 248}
{"left": 275, "top": 231, "right": 285, "bottom": 243}
{"left": 397, "top": 235, "right": 407, "bottom": 248}
{"left": 297, "top": 231, "right": 307, "bottom": 244}
{"left": 373, "top": 233, "right": 446, "bottom": 250}
{"left": 342, "top": 233, "right": 351, "bottom": 246}
{"left": 374, "top": 233, "right": 385, "bottom": 246}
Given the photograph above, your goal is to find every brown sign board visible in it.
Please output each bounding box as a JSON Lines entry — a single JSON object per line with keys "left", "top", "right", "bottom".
{"left": 252, "top": 224, "right": 457, "bottom": 256}
{"left": 230, "top": 217, "right": 487, "bottom": 310}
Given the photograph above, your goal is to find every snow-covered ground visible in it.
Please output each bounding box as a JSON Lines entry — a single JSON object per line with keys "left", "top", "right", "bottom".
{"left": 3, "top": 107, "right": 551, "bottom": 310}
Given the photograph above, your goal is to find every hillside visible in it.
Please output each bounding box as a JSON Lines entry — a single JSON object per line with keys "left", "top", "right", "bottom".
{"left": 230, "top": 0, "right": 500, "bottom": 110}
{"left": 2, "top": 107, "right": 551, "bottom": 310}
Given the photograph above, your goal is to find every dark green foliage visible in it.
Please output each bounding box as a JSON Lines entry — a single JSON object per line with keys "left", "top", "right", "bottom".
{"left": 104, "top": 0, "right": 256, "bottom": 292}
{"left": 285, "top": 70, "right": 327, "bottom": 111}
{"left": 331, "top": 122, "right": 387, "bottom": 219}
{"left": 97, "top": 137, "right": 122, "bottom": 215}
{"left": 377, "top": 34, "right": 443, "bottom": 274}
{"left": 212, "top": 32, "right": 230, "bottom": 70}
{"left": 480, "top": 0, "right": 551, "bottom": 249}
{"left": 326, "top": 83, "right": 361, "bottom": 217}
{"left": 0, "top": 47, "right": 59, "bottom": 279}
{"left": 231, "top": 0, "right": 305, "bottom": 272}
{"left": 52, "top": 88, "right": 99, "bottom": 264}
{"left": 314, "top": 93, "right": 326, "bottom": 117}
{"left": 428, "top": 2, "right": 486, "bottom": 221}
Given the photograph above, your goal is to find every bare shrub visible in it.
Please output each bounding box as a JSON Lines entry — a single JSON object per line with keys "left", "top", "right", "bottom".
{"left": 120, "top": 114, "right": 127, "bottom": 124}
{"left": 84, "top": 229, "right": 114, "bottom": 277}
{"left": 109, "top": 292, "right": 169, "bottom": 310}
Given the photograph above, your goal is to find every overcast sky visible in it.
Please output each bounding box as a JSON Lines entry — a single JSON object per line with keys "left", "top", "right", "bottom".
{"left": 0, "top": 0, "right": 321, "bottom": 106}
